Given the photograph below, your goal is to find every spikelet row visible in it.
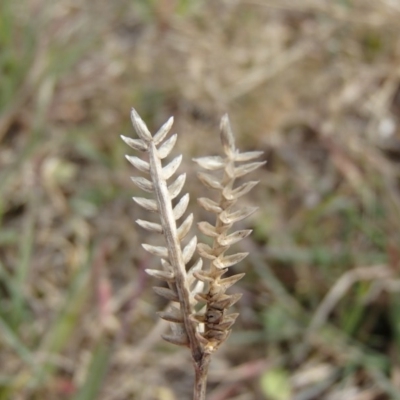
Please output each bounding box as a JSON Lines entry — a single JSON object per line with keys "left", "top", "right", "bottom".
{"left": 193, "top": 115, "right": 265, "bottom": 352}
{"left": 121, "top": 109, "right": 203, "bottom": 353}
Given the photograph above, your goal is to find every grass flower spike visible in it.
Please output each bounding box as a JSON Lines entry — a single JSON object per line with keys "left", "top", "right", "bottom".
{"left": 193, "top": 115, "right": 265, "bottom": 353}
{"left": 121, "top": 109, "right": 202, "bottom": 355}
{"left": 121, "top": 109, "right": 264, "bottom": 399}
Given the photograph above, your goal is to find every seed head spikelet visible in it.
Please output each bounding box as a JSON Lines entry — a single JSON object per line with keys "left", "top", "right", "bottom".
{"left": 193, "top": 114, "right": 266, "bottom": 353}
{"left": 122, "top": 108, "right": 264, "bottom": 399}
{"left": 121, "top": 108, "right": 203, "bottom": 359}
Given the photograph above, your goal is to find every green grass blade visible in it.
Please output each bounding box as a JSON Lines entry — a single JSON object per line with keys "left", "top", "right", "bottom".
{"left": 72, "top": 340, "right": 111, "bottom": 400}
{"left": 0, "top": 316, "right": 34, "bottom": 367}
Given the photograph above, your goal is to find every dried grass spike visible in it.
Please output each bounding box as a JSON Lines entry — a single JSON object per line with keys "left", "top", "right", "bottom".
{"left": 193, "top": 113, "right": 264, "bottom": 355}
{"left": 123, "top": 108, "right": 264, "bottom": 399}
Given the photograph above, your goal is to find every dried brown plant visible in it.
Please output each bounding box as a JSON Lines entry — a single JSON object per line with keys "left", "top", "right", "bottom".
{"left": 121, "top": 108, "right": 264, "bottom": 400}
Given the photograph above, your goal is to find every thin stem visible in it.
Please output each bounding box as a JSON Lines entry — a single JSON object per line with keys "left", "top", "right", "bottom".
{"left": 193, "top": 355, "right": 211, "bottom": 400}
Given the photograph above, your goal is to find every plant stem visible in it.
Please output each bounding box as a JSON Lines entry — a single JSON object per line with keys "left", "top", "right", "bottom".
{"left": 193, "top": 355, "right": 211, "bottom": 400}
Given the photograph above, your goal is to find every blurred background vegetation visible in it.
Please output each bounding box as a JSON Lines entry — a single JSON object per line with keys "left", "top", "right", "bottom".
{"left": 1, "top": 0, "right": 400, "bottom": 399}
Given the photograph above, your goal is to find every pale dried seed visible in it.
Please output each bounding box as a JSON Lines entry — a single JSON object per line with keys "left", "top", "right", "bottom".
{"left": 191, "top": 279, "right": 204, "bottom": 297}
{"left": 197, "top": 243, "right": 216, "bottom": 259}
{"left": 213, "top": 252, "right": 248, "bottom": 269}
{"left": 191, "top": 313, "right": 206, "bottom": 323}
{"left": 193, "top": 156, "right": 225, "bottom": 170}
{"left": 130, "top": 108, "right": 153, "bottom": 142}
{"left": 162, "top": 332, "right": 189, "bottom": 346}
{"left": 223, "top": 181, "right": 259, "bottom": 200}
{"left": 194, "top": 292, "right": 209, "bottom": 303}
{"left": 142, "top": 244, "right": 169, "bottom": 259}
{"left": 216, "top": 273, "right": 245, "bottom": 291}
{"left": 219, "top": 206, "right": 258, "bottom": 224}
{"left": 161, "top": 258, "right": 173, "bottom": 272}
{"left": 234, "top": 161, "right": 266, "bottom": 178}
{"left": 130, "top": 176, "right": 154, "bottom": 192}
{"left": 125, "top": 155, "right": 150, "bottom": 173}
{"left": 120, "top": 135, "right": 148, "bottom": 152}
{"left": 234, "top": 151, "right": 264, "bottom": 162}
{"left": 187, "top": 258, "right": 203, "bottom": 286}
{"left": 215, "top": 315, "right": 239, "bottom": 330}
{"left": 224, "top": 163, "right": 236, "bottom": 180}
{"left": 197, "top": 172, "right": 223, "bottom": 190}
{"left": 168, "top": 173, "right": 186, "bottom": 199}
{"left": 177, "top": 213, "right": 193, "bottom": 240}
{"left": 195, "top": 332, "right": 209, "bottom": 345}
{"left": 193, "top": 271, "right": 214, "bottom": 283}
{"left": 206, "top": 329, "right": 228, "bottom": 341}
{"left": 173, "top": 193, "right": 189, "bottom": 220}
{"left": 153, "top": 287, "right": 179, "bottom": 302}
{"left": 200, "top": 268, "right": 225, "bottom": 282}
{"left": 210, "top": 322, "right": 231, "bottom": 332}
{"left": 132, "top": 197, "right": 158, "bottom": 212}
{"left": 170, "top": 323, "right": 189, "bottom": 345}
{"left": 158, "top": 306, "right": 183, "bottom": 323}
{"left": 153, "top": 116, "right": 174, "bottom": 145}
{"left": 157, "top": 134, "right": 177, "bottom": 159}
{"left": 136, "top": 219, "right": 163, "bottom": 233}
{"left": 220, "top": 114, "right": 235, "bottom": 157}
{"left": 223, "top": 313, "right": 240, "bottom": 323}
{"left": 182, "top": 236, "right": 197, "bottom": 264}
{"left": 217, "top": 230, "right": 252, "bottom": 246}
{"left": 197, "top": 197, "right": 222, "bottom": 214}
{"left": 163, "top": 155, "right": 182, "bottom": 180}
{"left": 197, "top": 221, "right": 219, "bottom": 237}
{"left": 145, "top": 269, "right": 175, "bottom": 281}
{"left": 212, "top": 293, "right": 242, "bottom": 309}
